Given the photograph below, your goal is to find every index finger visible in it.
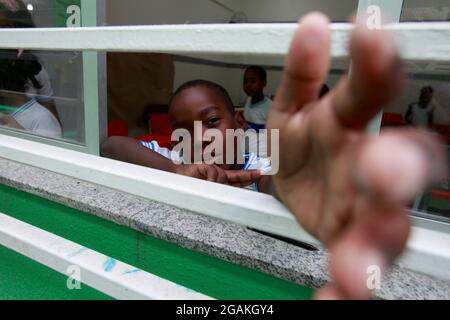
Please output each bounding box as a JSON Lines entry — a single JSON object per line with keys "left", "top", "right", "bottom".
{"left": 225, "top": 170, "right": 261, "bottom": 187}
{"left": 274, "top": 13, "right": 331, "bottom": 115}
{"left": 332, "top": 25, "right": 404, "bottom": 130}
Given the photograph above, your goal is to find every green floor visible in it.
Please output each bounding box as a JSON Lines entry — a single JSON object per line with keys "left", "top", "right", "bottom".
{"left": 0, "top": 184, "right": 314, "bottom": 300}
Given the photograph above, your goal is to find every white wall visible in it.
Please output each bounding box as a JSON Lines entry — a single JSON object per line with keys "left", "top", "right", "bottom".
{"left": 220, "top": 0, "right": 358, "bottom": 22}
{"left": 106, "top": 0, "right": 231, "bottom": 25}
{"left": 174, "top": 59, "right": 344, "bottom": 106}
{"left": 107, "top": 0, "right": 358, "bottom": 25}
{"left": 173, "top": 61, "right": 284, "bottom": 106}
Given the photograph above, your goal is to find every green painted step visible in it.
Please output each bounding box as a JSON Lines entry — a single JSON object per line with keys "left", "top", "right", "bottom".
{"left": 0, "top": 184, "right": 314, "bottom": 300}
{"left": 0, "top": 244, "right": 112, "bottom": 300}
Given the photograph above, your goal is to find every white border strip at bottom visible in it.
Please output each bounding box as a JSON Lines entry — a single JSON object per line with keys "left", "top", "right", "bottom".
{"left": 0, "top": 213, "right": 212, "bottom": 300}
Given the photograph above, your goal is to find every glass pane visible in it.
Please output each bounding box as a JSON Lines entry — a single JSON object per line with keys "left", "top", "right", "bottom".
{"left": 106, "top": 0, "right": 358, "bottom": 25}
{"left": 0, "top": 1, "right": 87, "bottom": 144}
{"left": 104, "top": 50, "right": 348, "bottom": 193}
{"left": 401, "top": 0, "right": 450, "bottom": 22}
{"left": 0, "top": 49, "right": 85, "bottom": 143}
{"left": 381, "top": 74, "right": 450, "bottom": 222}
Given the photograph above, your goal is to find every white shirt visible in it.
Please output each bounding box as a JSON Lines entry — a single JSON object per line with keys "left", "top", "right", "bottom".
{"left": 244, "top": 96, "right": 272, "bottom": 125}
{"left": 11, "top": 99, "right": 62, "bottom": 138}
{"left": 409, "top": 103, "right": 433, "bottom": 128}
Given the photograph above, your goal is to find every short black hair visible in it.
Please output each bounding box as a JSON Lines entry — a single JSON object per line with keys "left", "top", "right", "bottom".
{"left": 245, "top": 65, "right": 267, "bottom": 82}
{"left": 0, "top": 50, "right": 42, "bottom": 93}
{"left": 169, "top": 79, "right": 235, "bottom": 115}
{"left": 0, "top": 0, "right": 35, "bottom": 28}
{"left": 0, "top": 1, "right": 41, "bottom": 97}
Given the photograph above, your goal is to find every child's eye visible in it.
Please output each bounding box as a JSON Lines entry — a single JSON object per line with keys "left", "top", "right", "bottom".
{"left": 206, "top": 117, "right": 220, "bottom": 127}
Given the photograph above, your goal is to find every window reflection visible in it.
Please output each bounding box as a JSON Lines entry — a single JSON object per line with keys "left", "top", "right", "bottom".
{"left": 0, "top": 50, "right": 62, "bottom": 138}
{"left": 0, "top": 0, "right": 85, "bottom": 143}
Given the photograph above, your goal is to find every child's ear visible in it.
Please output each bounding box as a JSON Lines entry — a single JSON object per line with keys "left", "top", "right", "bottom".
{"left": 235, "top": 110, "right": 246, "bottom": 129}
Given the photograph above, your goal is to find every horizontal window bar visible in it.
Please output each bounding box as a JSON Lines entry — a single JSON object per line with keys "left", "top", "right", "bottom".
{"left": 0, "top": 23, "right": 448, "bottom": 61}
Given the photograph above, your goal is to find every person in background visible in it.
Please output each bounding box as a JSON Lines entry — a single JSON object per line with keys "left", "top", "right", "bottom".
{"left": 405, "top": 86, "right": 435, "bottom": 128}
{"left": 243, "top": 65, "right": 272, "bottom": 131}
{"left": 0, "top": 50, "right": 62, "bottom": 137}
{"left": 0, "top": 0, "right": 60, "bottom": 125}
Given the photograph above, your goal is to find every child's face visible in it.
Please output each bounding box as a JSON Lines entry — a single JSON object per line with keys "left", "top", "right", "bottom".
{"left": 169, "top": 86, "right": 245, "bottom": 169}
{"left": 244, "top": 69, "right": 266, "bottom": 98}
{"left": 419, "top": 88, "right": 433, "bottom": 106}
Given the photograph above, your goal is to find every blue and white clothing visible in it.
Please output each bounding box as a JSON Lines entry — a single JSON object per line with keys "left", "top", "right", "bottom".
{"left": 139, "top": 140, "right": 183, "bottom": 164}
{"left": 11, "top": 98, "right": 62, "bottom": 138}
{"left": 244, "top": 96, "right": 272, "bottom": 127}
{"left": 139, "top": 140, "right": 271, "bottom": 192}
{"left": 242, "top": 152, "right": 272, "bottom": 192}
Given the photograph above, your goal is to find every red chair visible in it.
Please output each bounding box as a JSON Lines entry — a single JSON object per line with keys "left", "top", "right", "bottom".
{"left": 135, "top": 114, "right": 174, "bottom": 149}
{"left": 431, "top": 189, "right": 450, "bottom": 200}
{"left": 432, "top": 124, "right": 450, "bottom": 144}
{"left": 381, "top": 113, "right": 407, "bottom": 127}
{"left": 150, "top": 114, "right": 173, "bottom": 135}
{"left": 108, "top": 120, "right": 129, "bottom": 137}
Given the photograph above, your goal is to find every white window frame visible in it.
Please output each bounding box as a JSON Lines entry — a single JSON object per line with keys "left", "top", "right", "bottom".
{"left": 0, "top": 1, "right": 449, "bottom": 282}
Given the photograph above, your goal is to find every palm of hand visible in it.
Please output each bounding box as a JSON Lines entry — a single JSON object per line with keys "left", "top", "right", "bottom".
{"left": 271, "top": 97, "right": 361, "bottom": 244}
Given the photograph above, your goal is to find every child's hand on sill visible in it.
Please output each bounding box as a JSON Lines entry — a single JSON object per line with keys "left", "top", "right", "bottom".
{"left": 268, "top": 13, "right": 446, "bottom": 300}
{"left": 175, "top": 163, "right": 261, "bottom": 188}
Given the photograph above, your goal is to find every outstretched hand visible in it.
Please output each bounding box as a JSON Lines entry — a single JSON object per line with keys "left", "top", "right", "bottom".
{"left": 267, "top": 13, "right": 446, "bottom": 299}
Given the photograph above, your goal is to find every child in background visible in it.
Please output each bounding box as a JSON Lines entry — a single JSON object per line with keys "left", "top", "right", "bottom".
{"left": 243, "top": 66, "right": 272, "bottom": 131}
{"left": 405, "top": 86, "right": 435, "bottom": 129}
